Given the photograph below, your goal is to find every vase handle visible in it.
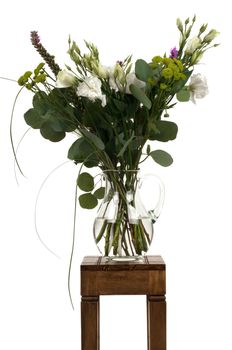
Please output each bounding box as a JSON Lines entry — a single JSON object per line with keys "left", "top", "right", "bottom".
{"left": 139, "top": 174, "right": 165, "bottom": 223}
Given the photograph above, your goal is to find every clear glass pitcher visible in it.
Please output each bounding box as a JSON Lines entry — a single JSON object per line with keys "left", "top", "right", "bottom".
{"left": 93, "top": 170, "right": 165, "bottom": 261}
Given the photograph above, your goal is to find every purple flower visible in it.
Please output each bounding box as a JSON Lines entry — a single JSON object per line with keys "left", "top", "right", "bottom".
{"left": 116, "top": 60, "right": 123, "bottom": 67}
{"left": 30, "top": 31, "right": 40, "bottom": 46}
{"left": 169, "top": 47, "right": 178, "bottom": 59}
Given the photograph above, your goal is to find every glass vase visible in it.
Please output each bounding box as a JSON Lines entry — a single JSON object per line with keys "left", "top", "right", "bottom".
{"left": 93, "top": 170, "right": 164, "bottom": 261}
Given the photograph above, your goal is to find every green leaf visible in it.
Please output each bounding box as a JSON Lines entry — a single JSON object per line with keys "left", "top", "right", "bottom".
{"left": 68, "top": 137, "right": 99, "bottom": 165}
{"left": 93, "top": 187, "right": 105, "bottom": 199}
{"left": 24, "top": 108, "right": 43, "bottom": 129}
{"left": 79, "top": 193, "right": 98, "bottom": 209}
{"left": 77, "top": 172, "right": 94, "bottom": 192}
{"left": 149, "top": 120, "right": 178, "bottom": 142}
{"left": 135, "top": 59, "right": 153, "bottom": 82}
{"left": 150, "top": 150, "right": 173, "bottom": 167}
{"left": 129, "top": 84, "right": 151, "bottom": 109}
{"left": 40, "top": 122, "right": 65, "bottom": 142}
{"left": 33, "top": 91, "right": 49, "bottom": 114}
{"left": 112, "top": 98, "right": 127, "bottom": 113}
{"left": 84, "top": 159, "right": 99, "bottom": 168}
{"left": 117, "top": 132, "right": 135, "bottom": 157}
{"left": 176, "top": 89, "right": 190, "bottom": 102}
{"left": 81, "top": 129, "right": 105, "bottom": 150}
{"left": 171, "top": 69, "right": 193, "bottom": 94}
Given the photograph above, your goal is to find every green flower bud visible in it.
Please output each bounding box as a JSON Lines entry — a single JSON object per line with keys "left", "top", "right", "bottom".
{"left": 162, "top": 68, "right": 173, "bottom": 79}
{"left": 17, "top": 71, "right": 32, "bottom": 86}
{"left": 199, "top": 23, "right": 208, "bottom": 34}
{"left": 173, "top": 72, "right": 181, "bottom": 80}
{"left": 173, "top": 59, "right": 184, "bottom": 72}
{"left": 114, "top": 63, "right": 126, "bottom": 84}
{"left": 34, "top": 73, "right": 46, "bottom": 83}
{"left": 160, "top": 83, "right": 168, "bottom": 90}
{"left": 163, "top": 57, "right": 172, "bottom": 66}
{"left": 191, "top": 52, "right": 203, "bottom": 65}
{"left": 203, "top": 29, "right": 220, "bottom": 43}
{"left": 152, "top": 56, "right": 163, "bottom": 64}
{"left": 73, "top": 41, "right": 81, "bottom": 55}
{"left": 168, "top": 62, "right": 179, "bottom": 73}
{"left": 176, "top": 18, "right": 183, "bottom": 32}
{"left": 147, "top": 77, "right": 156, "bottom": 86}
{"left": 26, "top": 83, "right": 33, "bottom": 90}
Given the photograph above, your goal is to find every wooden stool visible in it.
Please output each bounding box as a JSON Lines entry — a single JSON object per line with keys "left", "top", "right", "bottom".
{"left": 81, "top": 256, "right": 166, "bottom": 350}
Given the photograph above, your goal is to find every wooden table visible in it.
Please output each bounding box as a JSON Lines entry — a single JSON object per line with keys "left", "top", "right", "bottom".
{"left": 81, "top": 256, "right": 166, "bottom": 350}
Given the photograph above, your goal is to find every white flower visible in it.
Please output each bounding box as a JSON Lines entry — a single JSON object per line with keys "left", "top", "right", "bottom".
{"left": 105, "top": 66, "right": 120, "bottom": 91}
{"left": 185, "top": 36, "right": 201, "bottom": 54}
{"left": 126, "top": 72, "right": 145, "bottom": 94}
{"left": 56, "top": 69, "right": 76, "bottom": 88}
{"left": 105, "top": 66, "right": 145, "bottom": 94}
{"left": 189, "top": 73, "right": 209, "bottom": 104}
{"left": 104, "top": 65, "right": 126, "bottom": 91}
{"left": 77, "top": 76, "right": 106, "bottom": 107}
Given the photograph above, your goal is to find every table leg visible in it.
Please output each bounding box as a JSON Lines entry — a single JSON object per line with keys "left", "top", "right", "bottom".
{"left": 81, "top": 296, "right": 99, "bottom": 350}
{"left": 147, "top": 295, "right": 166, "bottom": 350}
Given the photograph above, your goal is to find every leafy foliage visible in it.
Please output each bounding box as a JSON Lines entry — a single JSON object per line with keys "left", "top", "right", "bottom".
{"left": 17, "top": 16, "right": 218, "bottom": 209}
{"left": 77, "top": 172, "right": 94, "bottom": 192}
{"left": 150, "top": 150, "right": 173, "bottom": 167}
{"left": 79, "top": 193, "right": 98, "bottom": 209}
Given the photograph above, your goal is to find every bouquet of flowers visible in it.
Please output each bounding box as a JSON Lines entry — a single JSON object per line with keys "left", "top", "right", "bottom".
{"left": 17, "top": 15, "right": 219, "bottom": 258}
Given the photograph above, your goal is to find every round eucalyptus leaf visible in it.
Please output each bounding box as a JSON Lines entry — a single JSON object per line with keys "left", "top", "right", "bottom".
{"left": 24, "top": 108, "right": 43, "bottom": 129}
{"left": 176, "top": 89, "right": 190, "bottom": 102}
{"left": 79, "top": 193, "right": 98, "bottom": 209}
{"left": 93, "top": 187, "right": 105, "bottom": 199}
{"left": 77, "top": 172, "right": 94, "bottom": 192}
{"left": 40, "top": 122, "right": 65, "bottom": 142}
{"left": 149, "top": 120, "right": 178, "bottom": 142}
{"left": 150, "top": 149, "right": 173, "bottom": 167}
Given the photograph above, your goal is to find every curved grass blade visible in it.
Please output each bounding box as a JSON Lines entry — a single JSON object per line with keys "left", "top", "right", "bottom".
{"left": 10, "top": 86, "right": 26, "bottom": 177}
{"left": 68, "top": 181, "right": 78, "bottom": 310}
{"left": 34, "top": 161, "right": 71, "bottom": 259}
{"left": 13, "top": 127, "right": 31, "bottom": 185}
{"left": 0, "top": 76, "right": 17, "bottom": 82}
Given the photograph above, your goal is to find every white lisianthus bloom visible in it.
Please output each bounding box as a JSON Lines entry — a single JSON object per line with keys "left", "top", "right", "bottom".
{"left": 77, "top": 76, "right": 106, "bottom": 107}
{"left": 126, "top": 72, "right": 146, "bottom": 94}
{"left": 106, "top": 67, "right": 145, "bottom": 94}
{"left": 189, "top": 73, "right": 209, "bottom": 104}
{"left": 56, "top": 69, "right": 77, "bottom": 88}
{"left": 106, "top": 66, "right": 120, "bottom": 91}
{"left": 185, "top": 36, "right": 201, "bottom": 54}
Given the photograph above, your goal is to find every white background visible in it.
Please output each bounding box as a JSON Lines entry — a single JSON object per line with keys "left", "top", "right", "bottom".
{"left": 0, "top": 1, "right": 231, "bottom": 349}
